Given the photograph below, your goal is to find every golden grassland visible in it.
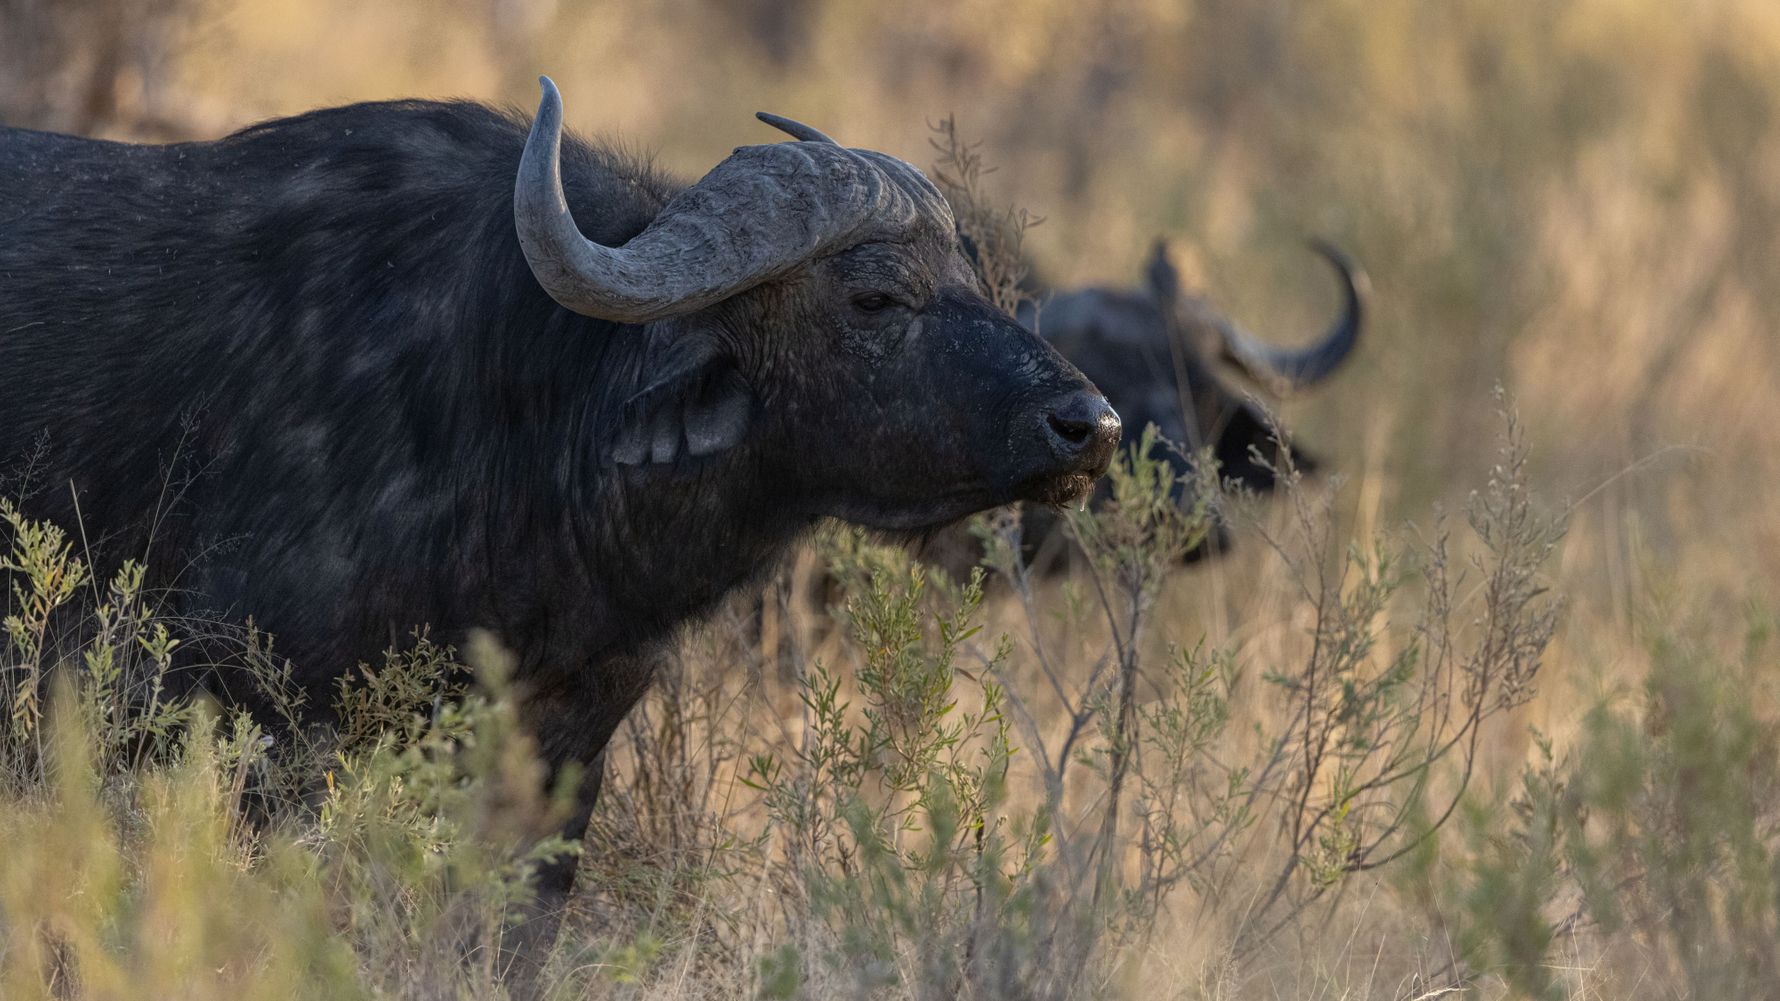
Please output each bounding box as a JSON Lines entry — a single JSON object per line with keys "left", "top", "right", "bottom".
{"left": 3, "top": 1, "right": 1779, "bottom": 997}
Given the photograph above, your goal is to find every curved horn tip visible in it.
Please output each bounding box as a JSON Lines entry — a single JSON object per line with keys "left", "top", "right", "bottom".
{"left": 1210, "top": 238, "right": 1367, "bottom": 393}
{"left": 1306, "top": 237, "right": 1371, "bottom": 294}
{"left": 755, "top": 111, "right": 840, "bottom": 145}
{"left": 533, "top": 76, "right": 563, "bottom": 122}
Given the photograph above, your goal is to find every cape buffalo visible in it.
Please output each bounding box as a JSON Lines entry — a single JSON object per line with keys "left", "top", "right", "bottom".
{"left": 1003, "top": 238, "right": 1365, "bottom": 568}
{"left": 0, "top": 79, "right": 1120, "bottom": 901}
{"left": 1036, "top": 240, "right": 1362, "bottom": 486}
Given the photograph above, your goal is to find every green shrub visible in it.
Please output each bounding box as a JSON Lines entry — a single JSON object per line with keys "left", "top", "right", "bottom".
{"left": 0, "top": 403, "right": 1567, "bottom": 999}
{"left": 0, "top": 498, "right": 574, "bottom": 999}
{"left": 0, "top": 690, "right": 363, "bottom": 1001}
{"left": 1455, "top": 601, "right": 1780, "bottom": 999}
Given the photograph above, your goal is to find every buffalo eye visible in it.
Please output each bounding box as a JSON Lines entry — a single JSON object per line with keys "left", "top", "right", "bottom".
{"left": 852, "top": 292, "right": 896, "bottom": 314}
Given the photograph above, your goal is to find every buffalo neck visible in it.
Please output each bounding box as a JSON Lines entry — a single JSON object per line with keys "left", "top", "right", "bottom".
{"left": 482, "top": 305, "right": 814, "bottom": 681}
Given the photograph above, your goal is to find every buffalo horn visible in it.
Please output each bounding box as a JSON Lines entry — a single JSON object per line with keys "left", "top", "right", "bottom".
{"left": 754, "top": 112, "right": 839, "bottom": 145}
{"left": 514, "top": 77, "right": 943, "bottom": 323}
{"left": 1210, "top": 240, "right": 1368, "bottom": 394}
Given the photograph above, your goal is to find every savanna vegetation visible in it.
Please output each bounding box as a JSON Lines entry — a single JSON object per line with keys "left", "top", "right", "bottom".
{"left": 3, "top": 1, "right": 1778, "bottom": 997}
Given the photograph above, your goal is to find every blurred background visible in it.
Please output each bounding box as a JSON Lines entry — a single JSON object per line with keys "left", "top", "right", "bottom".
{"left": 4, "top": 2, "right": 1779, "bottom": 992}
{"left": 6, "top": 0, "right": 1773, "bottom": 601}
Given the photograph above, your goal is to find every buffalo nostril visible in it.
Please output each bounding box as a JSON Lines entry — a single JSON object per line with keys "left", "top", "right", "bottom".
{"left": 1042, "top": 392, "right": 1122, "bottom": 468}
{"left": 1047, "top": 410, "right": 1095, "bottom": 445}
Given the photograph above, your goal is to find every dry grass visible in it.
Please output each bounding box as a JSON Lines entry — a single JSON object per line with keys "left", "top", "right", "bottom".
{"left": 3, "top": 2, "right": 1779, "bottom": 998}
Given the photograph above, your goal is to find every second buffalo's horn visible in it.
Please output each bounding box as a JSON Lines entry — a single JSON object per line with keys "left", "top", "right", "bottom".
{"left": 1209, "top": 240, "right": 1368, "bottom": 394}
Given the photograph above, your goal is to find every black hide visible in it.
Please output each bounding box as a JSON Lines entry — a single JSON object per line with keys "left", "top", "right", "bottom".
{"left": 0, "top": 97, "right": 1117, "bottom": 904}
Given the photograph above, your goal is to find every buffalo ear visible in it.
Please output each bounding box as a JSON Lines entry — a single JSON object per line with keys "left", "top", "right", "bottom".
{"left": 609, "top": 343, "right": 754, "bottom": 466}
{"left": 1144, "top": 239, "right": 1182, "bottom": 305}
{"left": 681, "top": 368, "right": 753, "bottom": 457}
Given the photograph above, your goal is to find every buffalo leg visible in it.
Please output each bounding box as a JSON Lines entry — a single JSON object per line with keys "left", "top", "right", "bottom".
{"left": 534, "top": 746, "right": 606, "bottom": 903}
{"left": 499, "top": 751, "right": 603, "bottom": 989}
{"left": 501, "top": 651, "right": 655, "bottom": 984}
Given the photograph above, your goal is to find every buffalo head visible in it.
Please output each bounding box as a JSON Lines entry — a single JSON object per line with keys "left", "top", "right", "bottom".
{"left": 514, "top": 79, "right": 1121, "bottom": 533}
{"left": 972, "top": 238, "right": 1367, "bottom": 569}
{"left": 1032, "top": 239, "right": 1364, "bottom": 496}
